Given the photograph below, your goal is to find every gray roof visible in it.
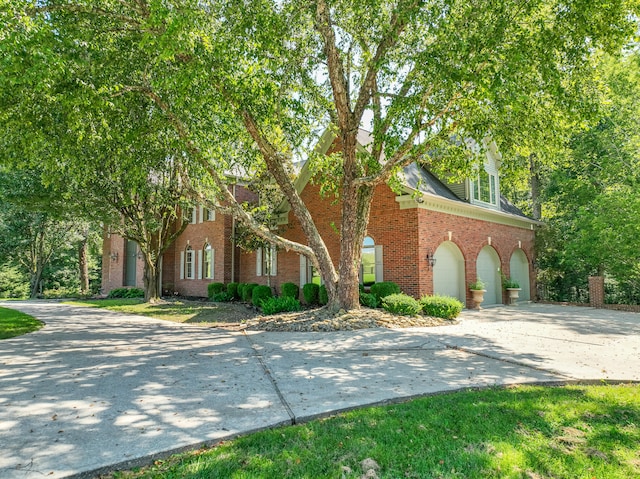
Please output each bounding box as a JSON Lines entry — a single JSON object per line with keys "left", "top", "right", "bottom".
{"left": 401, "top": 163, "right": 533, "bottom": 221}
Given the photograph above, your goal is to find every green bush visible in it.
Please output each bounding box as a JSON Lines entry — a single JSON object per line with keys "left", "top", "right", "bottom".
{"left": 241, "top": 283, "right": 259, "bottom": 302}
{"left": 381, "top": 293, "right": 421, "bottom": 316}
{"left": 107, "top": 287, "right": 144, "bottom": 299}
{"left": 261, "top": 296, "right": 302, "bottom": 315}
{"left": 419, "top": 295, "right": 463, "bottom": 320}
{"left": 236, "top": 283, "right": 247, "bottom": 300}
{"left": 212, "top": 292, "right": 232, "bottom": 302}
{"left": 207, "top": 282, "right": 225, "bottom": 299}
{"left": 303, "top": 283, "right": 320, "bottom": 304}
{"left": 319, "top": 284, "right": 328, "bottom": 305}
{"left": 252, "top": 285, "right": 273, "bottom": 307}
{"left": 280, "top": 282, "right": 299, "bottom": 299}
{"left": 0, "top": 265, "right": 29, "bottom": 298}
{"left": 370, "top": 281, "right": 401, "bottom": 301}
{"left": 359, "top": 292, "right": 378, "bottom": 308}
{"left": 227, "top": 282, "right": 240, "bottom": 300}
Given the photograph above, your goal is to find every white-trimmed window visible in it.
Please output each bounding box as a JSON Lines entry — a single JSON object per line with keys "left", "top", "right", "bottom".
{"left": 472, "top": 169, "right": 497, "bottom": 205}
{"left": 206, "top": 208, "right": 216, "bottom": 221}
{"left": 185, "top": 246, "right": 195, "bottom": 279}
{"left": 203, "top": 243, "right": 214, "bottom": 279}
{"left": 256, "top": 246, "right": 277, "bottom": 277}
{"left": 360, "top": 236, "right": 383, "bottom": 285}
{"left": 186, "top": 207, "right": 197, "bottom": 224}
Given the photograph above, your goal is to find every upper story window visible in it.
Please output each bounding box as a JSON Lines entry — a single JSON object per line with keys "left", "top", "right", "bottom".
{"left": 206, "top": 208, "right": 216, "bottom": 221}
{"left": 472, "top": 169, "right": 497, "bottom": 206}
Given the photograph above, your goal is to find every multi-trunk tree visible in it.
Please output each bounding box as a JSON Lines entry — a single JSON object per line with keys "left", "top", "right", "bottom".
{"left": 2, "top": 0, "right": 637, "bottom": 309}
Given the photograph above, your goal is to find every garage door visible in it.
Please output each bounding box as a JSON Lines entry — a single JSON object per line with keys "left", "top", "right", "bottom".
{"left": 509, "top": 249, "right": 530, "bottom": 301}
{"left": 433, "top": 241, "right": 465, "bottom": 303}
{"left": 476, "top": 246, "right": 501, "bottom": 306}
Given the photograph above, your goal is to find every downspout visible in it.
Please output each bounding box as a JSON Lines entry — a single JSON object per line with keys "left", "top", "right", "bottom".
{"left": 231, "top": 184, "right": 236, "bottom": 283}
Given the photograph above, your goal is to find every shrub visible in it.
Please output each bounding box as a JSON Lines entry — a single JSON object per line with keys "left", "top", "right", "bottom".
{"left": 420, "top": 295, "right": 463, "bottom": 320}
{"left": 280, "top": 282, "right": 299, "bottom": 299}
{"left": 381, "top": 293, "right": 421, "bottom": 316}
{"left": 469, "top": 279, "right": 486, "bottom": 290}
{"left": 359, "top": 292, "right": 378, "bottom": 308}
{"left": 212, "top": 292, "right": 232, "bottom": 302}
{"left": 319, "top": 284, "right": 328, "bottom": 305}
{"left": 236, "top": 283, "right": 247, "bottom": 300}
{"left": 207, "top": 282, "right": 225, "bottom": 299}
{"left": 370, "top": 281, "right": 401, "bottom": 301}
{"left": 227, "top": 282, "right": 239, "bottom": 300}
{"left": 241, "top": 283, "right": 259, "bottom": 302}
{"left": 108, "top": 287, "right": 144, "bottom": 299}
{"left": 252, "top": 285, "right": 273, "bottom": 307}
{"left": 302, "top": 283, "right": 320, "bottom": 304}
{"left": 261, "top": 296, "right": 302, "bottom": 315}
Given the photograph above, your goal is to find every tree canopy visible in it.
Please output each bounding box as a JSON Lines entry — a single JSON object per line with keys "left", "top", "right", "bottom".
{"left": 1, "top": 0, "right": 638, "bottom": 308}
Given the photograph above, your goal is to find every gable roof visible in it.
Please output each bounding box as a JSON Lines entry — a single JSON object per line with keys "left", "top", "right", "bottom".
{"left": 280, "top": 127, "right": 540, "bottom": 226}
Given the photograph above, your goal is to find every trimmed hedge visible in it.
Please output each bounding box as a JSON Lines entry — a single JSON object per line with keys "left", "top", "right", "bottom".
{"left": 227, "top": 282, "right": 240, "bottom": 300}
{"left": 370, "top": 281, "right": 401, "bottom": 301}
{"left": 241, "top": 283, "right": 258, "bottom": 302}
{"left": 303, "top": 283, "right": 319, "bottom": 304}
{"left": 212, "top": 292, "right": 232, "bottom": 302}
{"left": 261, "top": 296, "right": 302, "bottom": 315}
{"left": 359, "top": 292, "right": 378, "bottom": 308}
{"left": 252, "top": 285, "right": 273, "bottom": 307}
{"left": 107, "top": 287, "right": 144, "bottom": 299}
{"left": 319, "top": 284, "right": 328, "bottom": 305}
{"left": 281, "top": 282, "right": 299, "bottom": 299}
{"left": 207, "top": 282, "right": 225, "bottom": 299}
{"left": 381, "top": 293, "right": 421, "bottom": 316}
{"left": 419, "top": 295, "right": 463, "bottom": 320}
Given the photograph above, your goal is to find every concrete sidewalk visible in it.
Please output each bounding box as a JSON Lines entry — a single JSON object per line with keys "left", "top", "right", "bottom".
{"left": 1, "top": 301, "right": 638, "bottom": 478}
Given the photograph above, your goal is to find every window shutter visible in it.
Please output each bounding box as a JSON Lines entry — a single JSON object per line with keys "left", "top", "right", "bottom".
{"left": 198, "top": 206, "right": 204, "bottom": 223}
{"left": 211, "top": 248, "right": 215, "bottom": 279}
{"left": 270, "top": 246, "right": 277, "bottom": 276}
{"left": 299, "top": 255, "right": 307, "bottom": 286}
{"left": 375, "top": 245, "right": 384, "bottom": 283}
{"left": 179, "top": 251, "right": 185, "bottom": 280}
{"left": 197, "top": 250, "right": 203, "bottom": 279}
{"left": 256, "top": 248, "right": 262, "bottom": 276}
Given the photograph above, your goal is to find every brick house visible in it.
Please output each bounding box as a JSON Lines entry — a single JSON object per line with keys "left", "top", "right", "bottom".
{"left": 102, "top": 129, "right": 540, "bottom": 308}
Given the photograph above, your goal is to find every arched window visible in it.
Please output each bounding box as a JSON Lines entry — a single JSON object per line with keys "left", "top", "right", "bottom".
{"left": 361, "top": 236, "right": 382, "bottom": 286}
{"left": 203, "top": 243, "right": 214, "bottom": 279}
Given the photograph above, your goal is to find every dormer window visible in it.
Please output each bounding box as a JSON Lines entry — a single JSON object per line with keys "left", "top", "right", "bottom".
{"left": 472, "top": 169, "right": 497, "bottom": 206}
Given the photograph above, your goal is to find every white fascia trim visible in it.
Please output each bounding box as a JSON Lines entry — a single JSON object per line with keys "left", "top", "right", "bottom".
{"left": 397, "top": 190, "right": 543, "bottom": 230}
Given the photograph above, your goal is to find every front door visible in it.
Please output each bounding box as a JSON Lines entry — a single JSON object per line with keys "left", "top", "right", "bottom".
{"left": 124, "top": 239, "right": 138, "bottom": 287}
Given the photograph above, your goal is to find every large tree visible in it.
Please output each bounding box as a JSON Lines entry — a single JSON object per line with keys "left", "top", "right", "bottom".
{"left": 2, "top": 0, "right": 637, "bottom": 310}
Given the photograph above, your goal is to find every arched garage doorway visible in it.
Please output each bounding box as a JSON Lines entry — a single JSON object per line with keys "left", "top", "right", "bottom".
{"left": 476, "top": 246, "right": 501, "bottom": 306}
{"left": 433, "top": 241, "right": 465, "bottom": 304}
{"left": 509, "top": 249, "right": 531, "bottom": 301}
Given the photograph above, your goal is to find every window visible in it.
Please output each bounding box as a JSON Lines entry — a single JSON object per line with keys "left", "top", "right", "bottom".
{"left": 206, "top": 209, "right": 216, "bottom": 221}
{"left": 256, "top": 246, "right": 277, "bottom": 276}
{"left": 203, "top": 244, "right": 214, "bottom": 279}
{"left": 472, "top": 169, "right": 497, "bottom": 205}
{"left": 186, "top": 207, "right": 197, "bottom": 224}
{"left": 359, "top": 236, "right": 383, "bottom": 285}
{"left": 185, "top": 246, "right": 195, "bottom": 279}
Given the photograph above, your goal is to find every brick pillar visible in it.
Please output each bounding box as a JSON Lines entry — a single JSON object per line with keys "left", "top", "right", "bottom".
{"left": 589, "top": 276, "right": 605, "bottom": 308}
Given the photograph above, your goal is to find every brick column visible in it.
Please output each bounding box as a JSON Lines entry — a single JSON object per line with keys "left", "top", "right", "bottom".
{"left": 589, "top": 276, "right": 605, "bottom": 308}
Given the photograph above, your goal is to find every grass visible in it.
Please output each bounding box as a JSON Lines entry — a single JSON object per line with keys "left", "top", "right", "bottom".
{"left": 107, "top": 384, "right": 640, "bottom": 479}
{"left": 63, "top": 298, "right": 255, "bottom": 324}
{"left": 0, "top": 306, "right": 43, "bottom": 339}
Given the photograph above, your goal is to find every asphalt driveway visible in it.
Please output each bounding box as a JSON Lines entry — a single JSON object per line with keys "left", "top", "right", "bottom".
{"left": 0, "top": 301, "right": 638, "bottom": 478}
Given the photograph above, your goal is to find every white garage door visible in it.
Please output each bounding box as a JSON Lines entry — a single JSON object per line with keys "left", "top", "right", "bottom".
{"left": 509, "top": 249, "right": 531, "bottom": 301}
{"left": 476, "top": 246, "right": 501, "bottom": 306}
{"left": 433, "top": 241, "right": 465, "bottom": 303}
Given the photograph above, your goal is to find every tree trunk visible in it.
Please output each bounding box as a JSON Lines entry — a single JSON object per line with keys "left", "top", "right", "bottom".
{"left": 142, "top": 253, "right": 161, "bottom": 303}
{"left": 78, "top": 230, "right": 89, "bottom": 293}
{"left": 530, "top": 153, "right": 542, "bottom": 220}
{"left": 29, "top": 263, "right": 43, "bottom": 298}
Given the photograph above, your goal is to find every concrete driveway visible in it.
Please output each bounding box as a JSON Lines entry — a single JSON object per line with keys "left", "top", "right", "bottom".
{"left": 0, "top": 301, "right": 638, "bottom": 478}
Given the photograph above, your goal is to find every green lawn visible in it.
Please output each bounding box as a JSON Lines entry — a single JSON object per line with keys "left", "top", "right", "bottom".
{"left": 0, "top": 306, "right": 43, "bottom": 339}
{"left": 64, "top": 299, "right": 256, "bottom": 324}
{"left": 108, "top": 384, "right": 639, "bottom": 479}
